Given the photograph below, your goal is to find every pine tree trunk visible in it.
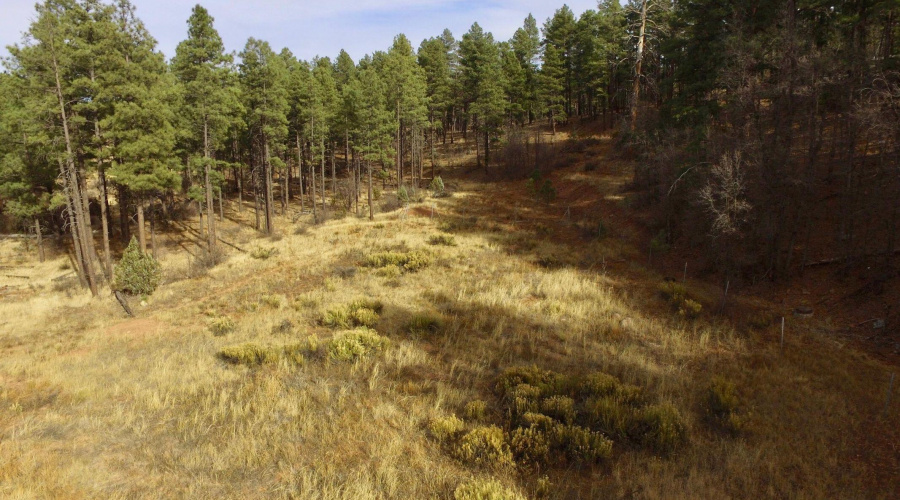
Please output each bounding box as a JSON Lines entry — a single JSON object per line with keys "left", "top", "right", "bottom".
{"left": 218, "top": 189, "right": 224, "bottom": 221}
{"left": 137, "top": 201, "right": 147, "bottom": 253}
{"left": 331, "top": 142, "right": 336, "bottom": 202}
{"left": 484, "top": 129, "right": 490, "bottom": 169}
{"left": 150, "top": 212, "right": 157, "bottom": 259}
{"left": 264, "top": 140, "right": 275, "bottom": 235}
{"left": 284, "top": 157, "right": 290, "bottom": 216}
{"left": 237, "top": 167, "right": 243, "bottom": 214}
{"left": 52, "top": 53, "right": 97, "bottom": 296}
{"left": 368, "top": 160, "right": 374, "bottom": 221}
{"left": 320, "top": 138, "right": 326, "bottom": 214}
{"left": 310, "top": 143, "right": 317, "bottom": 221}
{"left": 297, "top": 135, "right": 305, "bottom": 214}
{"left": 204, "top": 119, "right": 217, "bottom": 250}
{"left": 630, "top": 0, "right": 648, "bottom": 132}
{"left": 98, "top": 167, "right": 112, "bottom": 277}
{"left": 32, "top": 217, "right": 44, "bottom": 262}
{"left": 59, "top": 159, "right": 87, "bottom": 289}
{"left": 396, "top": 100, "right": 402, "bottom": 187}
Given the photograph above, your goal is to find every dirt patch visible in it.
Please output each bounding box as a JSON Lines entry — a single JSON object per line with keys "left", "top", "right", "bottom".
{"left": 104, "top": 317, "right": 165, "bottom": 339}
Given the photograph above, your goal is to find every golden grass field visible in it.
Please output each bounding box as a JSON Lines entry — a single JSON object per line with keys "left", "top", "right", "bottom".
{"left": 0, "top": 137, "right": 898, "bottom": 499}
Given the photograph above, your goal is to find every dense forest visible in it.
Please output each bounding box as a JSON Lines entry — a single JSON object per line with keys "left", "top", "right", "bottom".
{"left": 1, "top": 0, "right": 898, "bottom": 293}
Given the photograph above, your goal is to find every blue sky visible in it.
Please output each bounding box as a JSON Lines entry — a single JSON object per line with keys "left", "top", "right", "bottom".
{"left": 1, "top": 0, "right": 600, "bottom": 62}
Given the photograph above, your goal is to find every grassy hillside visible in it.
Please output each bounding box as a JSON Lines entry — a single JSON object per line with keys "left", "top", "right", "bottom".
{"left": 0, "top": 136, "right": 897, "bottom": 499}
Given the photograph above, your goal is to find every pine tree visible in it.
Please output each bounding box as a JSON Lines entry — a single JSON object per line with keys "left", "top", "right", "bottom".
{"left": 459, "top": 23, "right": 507, "bottom": 167}
{"left": 542, "top": 6, "right": 577, "bottom": 128}
{"left": 172, "top": 4, "right": 241, "bottom": 251}
{"left": 239, "top": 37, "right": 288, "bottom": 234}
{"left": 8, "top": 0, "right": 100, "bottom": 295}
{"left": 384, "top": 35, "right": 429, "bottom": 186}
{"left": 104, "top": 0, "right": 180, "bottom": 255}
{"left": 511, "top": 14, "right": 542, "bottom": 123}
{"left": 348, "top": 66, "right": 394, "bottom": 220}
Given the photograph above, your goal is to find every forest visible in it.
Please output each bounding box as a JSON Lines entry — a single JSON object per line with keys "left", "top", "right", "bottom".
{"left": 0, "top": 0, "right": 898, "bottom": 498}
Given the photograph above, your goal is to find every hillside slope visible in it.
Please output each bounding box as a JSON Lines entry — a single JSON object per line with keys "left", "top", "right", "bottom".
{"left": 0, "top": 136, "right": 897, "bottom": 499}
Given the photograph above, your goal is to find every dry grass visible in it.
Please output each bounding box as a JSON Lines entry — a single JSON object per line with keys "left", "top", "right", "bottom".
{"left": 0, "top": 147, "right": 897, "bottom": 498}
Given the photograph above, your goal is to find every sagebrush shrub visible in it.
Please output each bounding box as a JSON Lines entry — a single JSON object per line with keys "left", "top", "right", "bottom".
{"left": 636, "top": 403, "right": 687, "bottom": 454}
{"left": 250, "top": 246, "right": 278, "bottom": 260}
{"left": 509, "top": 425, "right": 551, "bottom": 464}
{"left": 586, "top": 397, "right": 634, "bottom": 438}
{"left": 321, "top": 299, "right": 382, "bottom": 329}
{"left": 428, "top": 234, "right": 457, "bottom": 246}
{"left": 453, "top": 426, "right": 514, "bottom": 469}
{"left": 114, "top": 237, "right": 161, "bottom": 296}
{"left": 453, "top": 478, "right": 525, "bottom": 500}
{"left": 207, "top": 316, "right": 235, "bottom": 336}
{"left": 364, "top": 250, "right": 431, "bottom": 273}
{"left": 464, "top": 400, "right": 487, "bottom": 421}
{"left": 707, "top": 377, "right": 745, "bottom": 435}
{"left": 217, "top": 343, "right": 305, "bottom": 366}
{"left": 429, "top": 414, "right": 465, "bottom": 444}
{"left": 327, "top": 328, "right": 389, "bottom": 362}
{"left": 540, "top": 396, "right": 576, "bottom": 424}
{"left": 554, "top": 424, "right": 613, "bottom": 463}
{"left": 430, "top": 176, "right": 446, "bottom": 197}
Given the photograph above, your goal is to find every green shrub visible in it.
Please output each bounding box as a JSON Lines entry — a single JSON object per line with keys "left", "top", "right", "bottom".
{"left": 659, "top": 281, "right": 702, "bottom": 320}
{"left": 428, "top": 234, "right": 457, "bottom": 246}
{"left": 496, "top": 366, "right": 563, "bottom": 398}
{"left": 586, "top": 397, "right": 634, "bottom": 438}
{"left": 453, "top": 478, "right": 525, "bottom": 500}
{"left": 540, "top": 396, "right": 576, "bottom": 424}
{"left": 707, "top": 377, "right": 745, "bottom": 435}
{"left": 364, "top": 250, "right": 431, "bottom": 273}
{"left": 321, "top": 307, "right": 351, "bottom": 329}
{"left": 579, "top": 372, "right": 620, "bottom": 398}
{"left": 453, "top": 426, "right": 514, "bottom": 469}
{"left": 464, "top": 400, "right": 487, "bottom": 421}
{"left": 554, "top": 424, "right": 612, "bottom": 463}
{"left": 406, "top": 312, "right": 444, "bottom": 335}
{"left": 321, "top": 299, "right": 383, "bottom": 329}
{"left": 250, "top": 246, "right": 278, "bottom": 260}
{"left": 217, "top": 343, "right": 306, "bottom": 366}
{"left": 207, "top": 316, "right": 235, "bottom": 336}
{"left": 429, "top": 414, "right": 466, "bottom": 444}
{"left": 375, "top": 264, "right": 402, "bottom": 279}
{"left": 349, "top": 298, "right": 384, "bottom": 314}
{"left": 398, "top": 185, "right": 410, "bottom": 204}
{"left": 350, "top": 307, "right": 379, "bottom": 328}
{"left": 327, "top": 328, "right": 389, "bottom": 362}
{"left": 430, "top": 176, "right": 446, "bottom": 197}
{"left": 509, "top": 425, "right": 550, "bottom": 464}
{"left": 636, "top": 403, "right": 687, "bottom": 454}
{"left": 114, "top": 237, "right": 161, "bottom": 296}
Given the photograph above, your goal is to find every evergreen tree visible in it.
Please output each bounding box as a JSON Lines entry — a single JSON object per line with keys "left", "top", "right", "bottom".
{"left": 239, "top": 37, "right": 288, "bottom": 234}
{"left": 172, "top": 4, "right": 241, "bottom": 250}
{"left": 459, "top": 23, "right": 506, "bottom": 167}
{"left": 384, "top": 35, "right": 429, "bottom": 185}
{"left": 511, "top": 14, "right": 542, "bottom": 123}
{"left": 104, "top": 0, "right": 180, "bottom": 254}
{"left": 7, "top": 0, "right": 100, "bottom": 295}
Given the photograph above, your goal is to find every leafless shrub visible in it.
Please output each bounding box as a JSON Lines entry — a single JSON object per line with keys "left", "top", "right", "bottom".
{"left": 699, "top": 151, "right": 752, "bottom": 238}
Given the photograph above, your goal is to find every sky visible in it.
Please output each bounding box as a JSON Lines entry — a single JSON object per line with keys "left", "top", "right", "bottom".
{"left": 1, "top": 0, "right": 600, "bottom": 62}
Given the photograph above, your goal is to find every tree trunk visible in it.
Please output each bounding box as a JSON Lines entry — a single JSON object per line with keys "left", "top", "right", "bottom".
{"left": 297, "top": 134, "right": 305, "bottom": 214}
{"left": 218, "top": 189, "right": 224, "bottom": 221}
{"left": 320, "top": 138, "right": 326, "bottom": 214}
{"left": 368, "top": 159, "right": 374, "bottom": 221}
{"left": 331, "top": 142, "right": 336, "bottom": 201}
{"left": 484, "top": 129, "right": 490, "bottom": 169}
{"left": 310, "top": 142, "right": 318, "bottom": 221}
{"left": 204, "top": 119, "right": 217, "bottom": 250}
{"left": 137, "top": 201, "right": 147, "bottom": 253}
{"left": 150, "top": 212, "right": 157, "bottom": 259}
{"left": 630, "top": 0, "right": 648, "bottom": 132}
{"left": 98, "top": 167, "right": 112, "bottom": 277}
{"left": 52, "top": 52, "right": 96, "bottom": 296}
{"left": 35, "top": 218, "right": 45, "bottom": 262}
{"left": 264, "top": 139, "right": 275, "bottom": 235}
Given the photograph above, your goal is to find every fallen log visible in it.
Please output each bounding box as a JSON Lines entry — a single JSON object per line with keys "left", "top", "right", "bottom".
{"left": 114, "top": 290, "right": 134, "bottom": 317}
